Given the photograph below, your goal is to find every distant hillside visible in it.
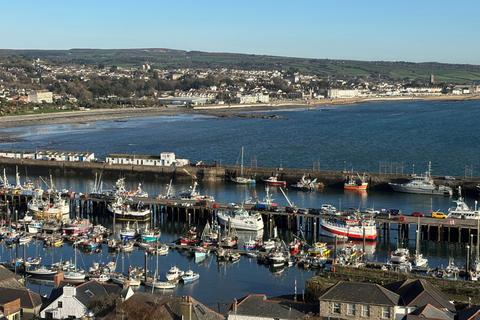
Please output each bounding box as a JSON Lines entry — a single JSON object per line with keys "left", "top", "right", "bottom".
{"left": 1, "top": 48, "right": 479, "bottom": 83}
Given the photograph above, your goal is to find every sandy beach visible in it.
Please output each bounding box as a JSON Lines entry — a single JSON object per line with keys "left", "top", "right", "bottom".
{"left": 0, "top": 94, "right": 478, "bottom": 129}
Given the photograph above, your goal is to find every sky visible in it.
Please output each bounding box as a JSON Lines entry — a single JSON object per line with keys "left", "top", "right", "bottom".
{"left": 1, "top": 0, "right": 479, "bottom": 64}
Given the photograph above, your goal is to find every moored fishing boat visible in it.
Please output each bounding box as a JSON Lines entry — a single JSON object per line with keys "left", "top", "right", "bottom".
{"left": 389, "top": 162, "right": 452, "bottom": 196}
{"left": 165, "top": 266, "right": 184, "bottom": 281}
{"left": 181, "top": 269, "right": 200, "bottom": 283}
{"left": 62, "top": 219, "right": 92, "bottom": 236}
{"left": 217, "top": 205, "right": 264, "bottom": 231}
{"left": 262, "top": 175, "right": 287, "bottom": 187}
{"left": 344, "top": 173, "right": 368, "bottom": 191}
{"left": 319, "top": 215, "right": 377, "bottom": 241}
{"left": 290, "top": 175, "right": 320, "bottom": 191}
{"left": 140, "top": 225, "right": 161, "bottom": 243}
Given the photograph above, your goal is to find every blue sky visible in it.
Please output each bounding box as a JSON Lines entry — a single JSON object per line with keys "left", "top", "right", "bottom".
{"left": 1, "top": 0, "right": 479, "bottom": 64}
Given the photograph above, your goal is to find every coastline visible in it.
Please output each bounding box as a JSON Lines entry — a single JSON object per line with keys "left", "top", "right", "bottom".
{"left": 0, "top": 94, "right": 478, "bottom": 129}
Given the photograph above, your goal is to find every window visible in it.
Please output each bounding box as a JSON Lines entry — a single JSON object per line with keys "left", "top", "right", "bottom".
{"left": 361, "top": 305, "right": 370, "bottom": 317}
{"left": 347, "top": 304, "right": 356, "bottom": 316}
{"left": 58, "top": 301, "right": 63, "bottom": 308}
{"left": 332, "top": 302, "right": 341, "bottom": 314}
{"left": 382, "top": 307, "right": 391, "bottom": 319}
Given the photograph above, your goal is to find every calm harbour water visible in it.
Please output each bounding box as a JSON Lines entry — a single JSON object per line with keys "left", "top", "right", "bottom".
{"left": 0, "top": 100, "right": 480, "bottom": 305}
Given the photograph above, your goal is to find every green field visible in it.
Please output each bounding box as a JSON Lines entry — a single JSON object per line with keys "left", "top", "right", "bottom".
{"left": 1, "top": 48, "right": 479, "bottom": 83}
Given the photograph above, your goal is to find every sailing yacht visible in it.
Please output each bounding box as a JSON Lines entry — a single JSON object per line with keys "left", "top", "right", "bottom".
{"left": 230, "top": 147, "right": 256, "bottom": 184}
{"left": 64, "top": 243, "right": 86, "bottom": 281}
{"left": 217, "top": 205, "right": 264, "bottom": 231}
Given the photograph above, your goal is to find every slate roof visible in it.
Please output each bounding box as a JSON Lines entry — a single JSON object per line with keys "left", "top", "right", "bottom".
{"left": 404, "top": 303, "right": 453, "bottom": 320}
{"left": 101, "top": 293, "right": 223, "bottom": 320}
{"left": 168, "top": 296, "right": 224, "bottom": 320}
{"left": 385, "top": 279, "right": 455, "bottom": 312}
{"left": 229, "top": 294, "right": 306, "bottom": 320}
{"left": 45, "top": 280, "right": 121, "bottom": 308}
{"left": 0, "top": 287, "right": 42, "bottom": 309}
{"left": 74, "top": 281, "right": 120, "bottom": 306}
{"left": 457, "top": 305, "right": 480, "bottom": 320}
{"left": 0, "top": 265, "right": 23, "bottom": 289}
{"left": 319, "top": 281, "right": 400, "bottom": 306}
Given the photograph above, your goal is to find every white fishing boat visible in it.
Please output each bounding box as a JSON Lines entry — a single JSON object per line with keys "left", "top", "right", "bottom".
{"left": 28, "top": 186, "right": 70, "bottom": 221}
{"left": 290, "top": 175, "right": 319, "bottom": 191}
{"left": 194, "top": 247, "right": 207, "bottom": 263}
{"left": 217, "top": 205, "right": 264, "bottom": 231}
{"left": 390, "top": 248, "right": 410, "bottom": 264}
{"left": 107, "top": 179, "right": 151, "bottom": 221}
{"left": 18, "top": 235, "right": 33, "bottom": 245}
{"left": 178, "top": 182, "right": 215, "bottom": 202}
{"left": 389, "top": 162, "right": 452, "bottom": 196}
{"left": 27, "top": 221, "right": 43, "bottom": 234}
{"left": 262, "top": 239, "right": 276, "bottom": 251}
{"left": 181, "top": 270, "right": 200, "bottom": 283}
{"left": 268, "top": 251, "right": 287, "bottom": 268}
{"left": 165, "top": 266, "right": 184, "bottom": 281}
{"left": 447, "top": 187, "right": 480, "bottom": 219}
{"left": 119, "top": 222, "right": 137, "bottom": 240}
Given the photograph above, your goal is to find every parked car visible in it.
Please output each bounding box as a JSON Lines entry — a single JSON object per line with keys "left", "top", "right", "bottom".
{"left": 431, "top": 211, "right": 447, "bottom": 219}
{"left": 411, "top": 211, "right": 424, "bottom": 217}
{"left": 444, "top": 176, "right": 456, "bottom": 181}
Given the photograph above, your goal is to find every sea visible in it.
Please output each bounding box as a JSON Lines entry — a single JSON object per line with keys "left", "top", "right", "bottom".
{"left": 0, "top": 99, "right": 479, "bottom": 307}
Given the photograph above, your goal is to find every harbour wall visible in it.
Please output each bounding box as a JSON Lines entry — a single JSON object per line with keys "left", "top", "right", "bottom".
{"left": 0, "top": 157, "right": 479, "bottom": 194}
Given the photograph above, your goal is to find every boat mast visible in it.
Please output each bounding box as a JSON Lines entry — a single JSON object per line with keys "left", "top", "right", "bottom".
{"left": 240, "top": 146, "right": 244, "bottom": 177}
{"left": 416, "top": 217, "right": 421, "bottom": 257}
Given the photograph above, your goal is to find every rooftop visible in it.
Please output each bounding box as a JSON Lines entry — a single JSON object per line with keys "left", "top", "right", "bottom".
{"left": 229, "top": 294, "right": 306, "bottom": 320}
{"left": 319, "top": 281, "right": 400, "bottom": 306}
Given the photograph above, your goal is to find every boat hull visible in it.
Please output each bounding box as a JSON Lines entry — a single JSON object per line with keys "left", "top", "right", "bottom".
{"left": 320, "top": 221, "right": 377, "bottom": 241}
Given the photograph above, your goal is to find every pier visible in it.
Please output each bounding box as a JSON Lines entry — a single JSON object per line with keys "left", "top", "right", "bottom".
{"left": 2, "top": 190, "right": 480, "bottom": 245}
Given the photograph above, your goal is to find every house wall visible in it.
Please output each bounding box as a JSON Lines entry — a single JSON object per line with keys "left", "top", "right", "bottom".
{"left": 40, "top": 295, "right": 87, "bottom": 319}
{"left": 319, "top": 300, "right": 395, "bottom": 320}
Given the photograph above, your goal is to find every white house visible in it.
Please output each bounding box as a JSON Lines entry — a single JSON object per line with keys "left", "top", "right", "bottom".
{"left": 40, "top": 286, "right": 87, "bottom": 319}
{"left": 40, "top": 281, "right": 124, "bottom": 320}
{"left": 27, "top": 90, "right": 53, "bottom": 103}
{"left": 106, "top": 152, "right": 188, "bottom": 167}
{"left": 327, "top": 89, "right": 360, "bottom": 99}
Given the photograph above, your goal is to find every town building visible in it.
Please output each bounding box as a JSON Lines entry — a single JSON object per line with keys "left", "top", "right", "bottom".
{"left": 319, "top": 282, "right": 401, "bottom": 320}
{"left": 0, "top": 150, "right": 94, "bottom": 162}
{"left": 40, "top": 280, "right": 122, "bottom": 320}
{"left": 0, "top": 298, "right": 20, "bottom": 320}
{"left": 237, "top": 93, "right": 270, "bottom": 104}
{"left": 102, "top": 293, "right": 224, "bottom": 320}
{"left": 106, "top": 152, "right": 189, "bottom": 167}
{"left": 318, "top": 279, "right": 455, "bottom": 320}
{"left": 27, "top": 90, "right": 53, "bottom": 103}
{"left": 457, "top": 305, "right": 480, "bottom": 320}
{"left": 0, "top": 266, "right": 42, "bottom": 320}
{"left": 327, "top": 88, "right": 360, "bottom": 99}
{"left": 158, "top": 96, "right": 208, "bottom": 106}
{"left": 227, "top": 294, "right": 307, "bottom": 320}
